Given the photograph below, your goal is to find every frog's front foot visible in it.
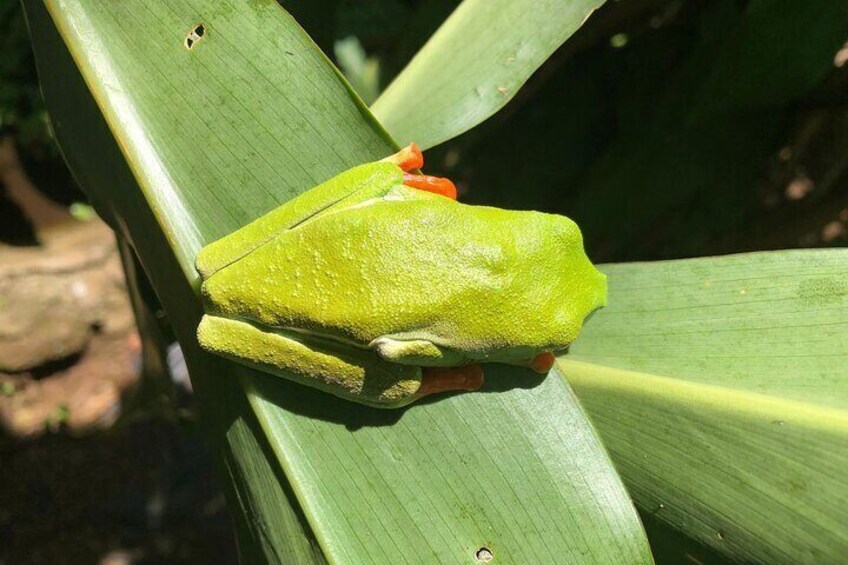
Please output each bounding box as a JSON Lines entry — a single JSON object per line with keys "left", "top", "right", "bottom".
{"left": 416, "top": 365, "right": 484, "bottom": 399}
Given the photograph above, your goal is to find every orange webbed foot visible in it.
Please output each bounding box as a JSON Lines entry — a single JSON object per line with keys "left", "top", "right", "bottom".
{"left": 416, "top": 365, "right": 484, "bottom": 399}
{"left": 382, "top": 143, "right": 458, "bottom": 199}
{"left": 402, "top": 173, "right": 458, "bottom": 200}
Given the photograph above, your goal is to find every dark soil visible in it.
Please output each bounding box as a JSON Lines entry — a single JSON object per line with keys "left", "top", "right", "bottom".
{"left": 0, "top": 418, "right": 237, "bottom": 565}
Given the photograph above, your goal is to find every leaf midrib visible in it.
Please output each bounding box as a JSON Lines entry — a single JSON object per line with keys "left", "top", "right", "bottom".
{"left": 558, "top": 359, "right": 848, "bottom": 431}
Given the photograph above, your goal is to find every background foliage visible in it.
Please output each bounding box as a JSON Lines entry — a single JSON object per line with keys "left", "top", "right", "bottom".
{"left": 6, "top": 0, "right": 847, "bottom": 257}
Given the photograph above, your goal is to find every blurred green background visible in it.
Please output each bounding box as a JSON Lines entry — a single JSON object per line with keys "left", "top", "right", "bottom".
{"left": 1, "top": 0, "right": 845, "bottom": 563}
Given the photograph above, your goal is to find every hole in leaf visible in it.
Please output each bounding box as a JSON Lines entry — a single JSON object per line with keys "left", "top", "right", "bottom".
{"left": 475, "top": 547, "right": 494, "bottom": 562}
{"left": 184, "top": 23, "right": 206, "bottom": 49}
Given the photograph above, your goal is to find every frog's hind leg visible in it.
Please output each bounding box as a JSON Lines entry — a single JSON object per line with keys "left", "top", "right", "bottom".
{"left": 372, "top": 337, "right": 468, "bottom": 366}
{"left": 197, "top": 315, "right": 423, "bottom": 408}
{"left": 371, "top": 336, "right": 551, "bottom": 395}
{"left": 372, "top": 336, "right": 484, "bottom": 399}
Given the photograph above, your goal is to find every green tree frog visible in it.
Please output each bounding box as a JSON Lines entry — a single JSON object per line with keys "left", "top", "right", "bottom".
{"left": 195, "top": 144, "right": 606, "bottom": 408}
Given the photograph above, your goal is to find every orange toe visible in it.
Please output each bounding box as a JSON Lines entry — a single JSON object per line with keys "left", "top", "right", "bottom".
{"left": 416, "top": 365, "right": 484, "bottom": 398}
{"left": 381, "top": 143, "right": 424, "bottom": 172}
{"left": 402, "top": 173, "right": 457, "bottom": 199}
{"left": 530, "top": 352, "right": 556, "bottom": 373}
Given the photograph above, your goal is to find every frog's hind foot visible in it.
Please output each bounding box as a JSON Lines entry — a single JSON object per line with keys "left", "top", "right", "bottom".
{"left": 380, "top": 143, "right": 458, "bottom": 199}
{"left": 415, "top": 365, "right": 484, "bottom": 399}
{"left": 380, "top": 143, "right": 424, "bottom": 172}
{"left": 402, "top": 173, "right": 457, "bottom": 200}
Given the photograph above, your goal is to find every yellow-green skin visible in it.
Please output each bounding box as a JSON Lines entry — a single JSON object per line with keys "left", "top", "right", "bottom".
{"left": 196, "top": 161, "right": 606, "bottom": 408}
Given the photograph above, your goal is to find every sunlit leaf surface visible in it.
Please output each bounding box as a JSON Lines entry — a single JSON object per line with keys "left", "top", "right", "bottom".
{"left": 563, "top": 250, "right": 848, "bottom": 563}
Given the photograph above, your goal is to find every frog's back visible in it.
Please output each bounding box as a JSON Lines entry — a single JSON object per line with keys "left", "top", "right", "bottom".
{"left": 202, "top": 195, "right": 606, "bottom": 355}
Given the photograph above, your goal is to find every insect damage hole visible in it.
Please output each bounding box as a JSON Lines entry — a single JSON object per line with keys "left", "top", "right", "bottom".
{"left": 475, "top": 547, "right": 494, "bottom": 562}
{"left": 184, "top": 24, "right": 206, "bottom": 49}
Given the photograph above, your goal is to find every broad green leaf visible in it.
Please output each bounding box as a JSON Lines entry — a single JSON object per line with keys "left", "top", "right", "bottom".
{"left": 371, "top": 0, "right": 605, "bottom": 149}
{"left": 24, "top": 0, "right": 651, "bottom": 562}
{"left": 562, "top": 250, "right": 848, "bottom": 563}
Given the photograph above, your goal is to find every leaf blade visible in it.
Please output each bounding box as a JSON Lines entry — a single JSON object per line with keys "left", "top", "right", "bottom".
{"left": 563, "top": 249, "right": 848, "bottom": 562}
{"left": 371, "top": 0, "right": 605, "bottom": 149}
